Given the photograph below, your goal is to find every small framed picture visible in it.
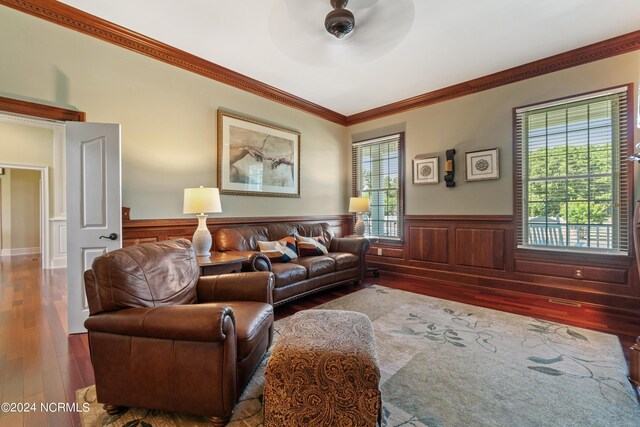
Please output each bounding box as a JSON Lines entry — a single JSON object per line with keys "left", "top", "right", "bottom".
{"left": 413, "top": 156, "right": 439, "bottom": 184}
{"left": 465, "top": 148, "right": 499, "bottom": 181}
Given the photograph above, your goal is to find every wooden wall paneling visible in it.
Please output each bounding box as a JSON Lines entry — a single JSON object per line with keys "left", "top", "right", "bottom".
{"left": 122, "top": 214, "right": 353, "bottom": 248}
{"left": 367, "top": 246, "right": 404, "bottom": 258}
{"left": 408, "top": 226, "right": 449, "bottom": 264}
{"left": 516, "top": 260, "right": 627, "bottom": 285}
{"left": 369, "top": 255, "right": 640, "bottom": 310}
{"left": 455, "top": 228, "right": 505, "bottom": 270}
{"left": 368, "top": 215, "right": 639, "bottom": 312}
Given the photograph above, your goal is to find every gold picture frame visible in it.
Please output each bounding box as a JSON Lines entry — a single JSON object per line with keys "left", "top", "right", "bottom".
{"left": 217, "top": 110, "right": 301, "bottom": 198}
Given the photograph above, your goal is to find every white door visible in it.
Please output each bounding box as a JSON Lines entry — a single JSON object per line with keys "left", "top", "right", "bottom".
{"left": 66, "top": 123, "right": 121, "bottom": 334}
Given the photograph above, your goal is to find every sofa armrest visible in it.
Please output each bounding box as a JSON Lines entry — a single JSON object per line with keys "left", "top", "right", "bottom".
{"left": 224, "top": 250, "right": 272, "bottom": 272}
{"left": 84, "top": 304, "right": 235, "bottom": 342}
{"left": 329, "top": 236, "right": 371, "bottom": 256}
{"left": 197, "top": 271, "right": 274, "bottom": 305}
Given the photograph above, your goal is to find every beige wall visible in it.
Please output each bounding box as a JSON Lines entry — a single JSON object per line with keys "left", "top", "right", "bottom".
{"left": 1, "top": 7, "right": 638, "bottom": 220}
{"left": 8, "top": 169, "right": 40, "bottom": 249}
{"left": 0, "top": 7, "right": 349, "bottom": 219}
{"left": 348, "top": 52, "right": 640, "bottom": 215}
{"left": 0, "top": 121, "right": 54, "bottom": 215}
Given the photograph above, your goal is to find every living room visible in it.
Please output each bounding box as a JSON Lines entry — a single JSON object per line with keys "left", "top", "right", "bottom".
{"left": 1, "top": 1, "right": 640, "bottom": 426}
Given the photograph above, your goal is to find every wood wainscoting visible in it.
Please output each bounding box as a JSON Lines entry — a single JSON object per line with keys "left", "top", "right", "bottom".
{"left": 122, "top": 214, "right": 353, "bottom": 248}
{"left": 367, "top": 215, "right": 640, "bottom": 340}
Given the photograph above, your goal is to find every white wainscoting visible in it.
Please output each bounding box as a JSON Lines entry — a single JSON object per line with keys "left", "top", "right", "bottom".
{"left": 50, "top": 217, "right": 67, "bottom": 268}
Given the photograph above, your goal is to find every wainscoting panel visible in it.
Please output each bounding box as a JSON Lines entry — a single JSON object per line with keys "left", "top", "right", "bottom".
{"left": 455, "top": 228, "right": 505, "bottom": 270}
{"left": 409, "top": 227, "right": 449, "bottom": 264}
{"left": 367, "top": 215, "right": 640, "bottom": 313}
{"left": 122, "top": 215, "right": 352, "bottom": 248}
{"left": 50, "top": 217, "right": 67, "bottom": 268}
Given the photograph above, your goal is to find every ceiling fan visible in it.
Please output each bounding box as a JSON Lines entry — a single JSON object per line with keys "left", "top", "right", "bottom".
{"left": 325, "top": 0, "right": 355, "bottom": 39}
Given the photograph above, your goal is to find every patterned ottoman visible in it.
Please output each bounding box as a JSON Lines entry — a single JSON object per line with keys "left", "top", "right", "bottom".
{"left": 263, "top": 309, "right": 381, "bottom": 427}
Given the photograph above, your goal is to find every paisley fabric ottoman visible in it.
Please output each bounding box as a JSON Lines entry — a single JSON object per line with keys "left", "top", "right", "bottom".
{"left": 263, "top": 309, "right": 381, "bottom": 426}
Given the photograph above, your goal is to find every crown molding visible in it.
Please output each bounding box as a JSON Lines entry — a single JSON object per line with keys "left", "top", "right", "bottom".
{"left": 0, "top": 0, "right": 348, "bottom": 125}
{"left": 346, "top": 30, "right": 640, "bottom": 125}
{"left": 3, "top": 1, "right": 640, "bottom": 127}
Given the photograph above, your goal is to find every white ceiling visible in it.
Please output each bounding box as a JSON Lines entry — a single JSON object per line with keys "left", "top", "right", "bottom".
{"left": 59, "top": 0, "right": 640, "bottom": 116}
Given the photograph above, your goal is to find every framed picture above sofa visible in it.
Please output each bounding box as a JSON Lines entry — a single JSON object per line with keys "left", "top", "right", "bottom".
{"left": 217, "top": 110, "right": 301, "bottom": 198}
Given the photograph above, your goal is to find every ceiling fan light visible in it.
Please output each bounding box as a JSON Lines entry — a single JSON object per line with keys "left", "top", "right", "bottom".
{"left": 325, "top": 8, "right": 355, "bottom": 39}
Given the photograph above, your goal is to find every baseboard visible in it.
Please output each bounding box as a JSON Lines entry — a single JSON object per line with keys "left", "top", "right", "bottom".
{"left": 50, "top": 255, "right": 67, "bottom": 268}
{"left": 0, "top": 247, "right": 40, "bottom": 256}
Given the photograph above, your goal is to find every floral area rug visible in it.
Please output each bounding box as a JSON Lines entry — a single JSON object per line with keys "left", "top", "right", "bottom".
{"left": 78, "top": 285, "right": 640, "bottom": 426}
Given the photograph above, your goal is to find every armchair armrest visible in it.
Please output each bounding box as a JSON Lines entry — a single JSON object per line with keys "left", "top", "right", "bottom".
{"left": 224, "top": 250, "right": 272, "bottom": 272}
{"left": 197, "top": 271, "right": 274, "bottom": 305}
{"left": 329, "top": 236, "right": 371, "bottom": 256}
{"left": 84, "top": 304, "right": 235, "bottom": 342}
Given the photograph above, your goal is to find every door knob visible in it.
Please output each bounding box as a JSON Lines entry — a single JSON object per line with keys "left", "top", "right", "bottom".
{"left": 99, "top": 233, "right": 118, "bottom": 241}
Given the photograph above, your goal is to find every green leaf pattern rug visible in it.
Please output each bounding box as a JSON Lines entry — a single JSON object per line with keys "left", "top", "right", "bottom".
{"left": 78, "top": 285, "right": 640, "bottom": 426}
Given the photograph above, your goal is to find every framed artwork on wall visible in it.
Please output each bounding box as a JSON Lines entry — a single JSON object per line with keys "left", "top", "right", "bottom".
{"left": 465, "top": 148, "right": 499, "bottom": 181}
{"left": 217, "top": 110, "right": 300, "bottom": 198}
{"left": 413, "top": 156, "right": 439, "bottom": 184}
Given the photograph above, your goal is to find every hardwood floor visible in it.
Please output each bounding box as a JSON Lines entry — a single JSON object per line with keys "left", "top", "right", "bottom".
{"left": 0, "top": 255, "right": 91, "bottom": 427}
{"left": 0, "top": 255, "right": 635, "bottom": 426}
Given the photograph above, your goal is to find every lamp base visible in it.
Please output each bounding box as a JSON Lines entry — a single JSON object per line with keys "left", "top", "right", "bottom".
{"left": 354, "top": 212, "right": 365, "bottom": 236}
{"left": 192, "top": 214, "right": 212, "bottom": 256}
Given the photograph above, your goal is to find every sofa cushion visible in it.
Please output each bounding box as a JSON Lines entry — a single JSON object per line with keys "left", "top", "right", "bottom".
{"left": 214, "top": 225, "right": 270, "bottom": 252}
{"left": 325, "top": 252, "right": 359, "bottom": 271}
{"left": 295, "top": 235, "right": 329, "bottom": 257}
{"left": 258, "top": 235, "right": 298, "bottom": 262}
{"left": 271, "top": 263, "right": 308, "bottom": 288}
{"left": 225, "top": 301, "right": 273, "bottom": 361}
{"left": 291, "top": 256, "right": 336, "bottom": 278}
{"left": 296, "top": 223, "right": 335, "bottom": 248}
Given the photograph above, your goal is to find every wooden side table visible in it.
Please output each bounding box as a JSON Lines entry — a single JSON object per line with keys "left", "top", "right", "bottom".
{"left": 197, "top": 252, "right": 248, "bottom": 276}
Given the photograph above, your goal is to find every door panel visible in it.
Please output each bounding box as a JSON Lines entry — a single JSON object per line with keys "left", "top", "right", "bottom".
{"left": 66, "top": 123, "right": 121, "bottom": 334}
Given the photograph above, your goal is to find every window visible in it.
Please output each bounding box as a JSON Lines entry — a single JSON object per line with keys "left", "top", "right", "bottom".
{"left": 352, "top": 133, "right": 404, "bottom": 240}
{"left": 514, "top": 86, "right": 631, "bottom": 254}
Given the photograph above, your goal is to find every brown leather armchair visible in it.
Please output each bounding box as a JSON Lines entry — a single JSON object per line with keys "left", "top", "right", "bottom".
{"left": 83, "top": 239, "right": 274, "bottom": 426}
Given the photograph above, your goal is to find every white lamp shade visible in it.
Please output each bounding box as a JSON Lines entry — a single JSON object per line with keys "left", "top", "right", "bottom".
{"left": 349, "top": 197, "right": 370, "bottom": 213}
{"left": 183, "top": 187, "right": 222, "bottom": 214}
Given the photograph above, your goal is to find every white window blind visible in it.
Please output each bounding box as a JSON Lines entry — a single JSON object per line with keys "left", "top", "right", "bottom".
{"left": 514, "top": 86, "right": 630, "bottom": 254}
{"left": 352, "top": 133, "right": 404, "bottom": 240}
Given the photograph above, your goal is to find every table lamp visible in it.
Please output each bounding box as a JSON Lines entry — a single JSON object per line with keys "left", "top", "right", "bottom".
{"left": 183, "top": 186, "right": 222, "bottom": 256}
{"left": 349, "top": 196, "right": 370, "bottom": 236}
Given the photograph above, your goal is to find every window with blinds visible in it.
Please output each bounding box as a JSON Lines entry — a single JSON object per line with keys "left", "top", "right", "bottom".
{"left": 514, "top": 86, "right": 631, "bottom": 254}
{"left": 352, "top": 133, "right": 404, "bottom": 240}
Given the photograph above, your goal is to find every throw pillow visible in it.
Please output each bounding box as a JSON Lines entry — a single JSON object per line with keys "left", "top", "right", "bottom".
{"left": 257, "top": 235, "right": 298, "bottom": 262}
{"left": 295, "top": 235, "right": 329, "bottom": 257}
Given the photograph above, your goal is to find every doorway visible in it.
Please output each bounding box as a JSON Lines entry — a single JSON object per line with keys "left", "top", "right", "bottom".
{"left": 0, "top": 165, "right": 48, "bottom": 267}
{"left": 0, "top": 112, "right": 66, "bottom": 269}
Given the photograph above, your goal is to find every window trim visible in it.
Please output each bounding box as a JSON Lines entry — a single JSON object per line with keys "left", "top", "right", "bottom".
{"left": 512, "top": 83, "right": 635, "bottom": 258}
{"left": 352, "top": 132, "right": 405, "bottom": 243}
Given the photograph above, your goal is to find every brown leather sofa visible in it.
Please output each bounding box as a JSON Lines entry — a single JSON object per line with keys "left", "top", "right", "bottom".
{"left": 214, "top": 222, "right": 371, "bottom": 306}
{"left": 83, "top": 239, "right": 274, "bottom": 426}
